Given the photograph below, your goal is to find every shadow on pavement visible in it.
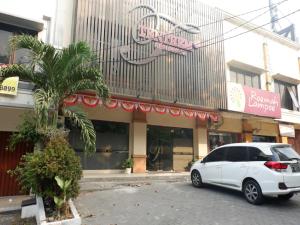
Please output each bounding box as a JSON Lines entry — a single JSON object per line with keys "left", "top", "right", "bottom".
{"left": 185, "top": 182, "right": 300, "bottom": 208}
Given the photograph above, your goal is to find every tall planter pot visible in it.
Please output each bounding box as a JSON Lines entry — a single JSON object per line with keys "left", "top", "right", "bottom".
{"left": 36, "top": 196, "right": 81, "bottom": 225}
{"left": 125, "top": 168, "right": 132, "bottom": 174}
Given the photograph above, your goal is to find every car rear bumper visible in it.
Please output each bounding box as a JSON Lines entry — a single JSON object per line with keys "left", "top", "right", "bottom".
{"left": 263, "top": 187, "right": 300, "bottom": 195}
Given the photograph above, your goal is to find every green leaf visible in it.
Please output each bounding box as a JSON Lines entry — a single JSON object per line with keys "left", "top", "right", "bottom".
{"left": 55, "top": 176, "right": 64, "bottom": 190}
{"left": 62, "top": 106, "right": 96, "bottom": 154}
{"left": 54, "top": 196, "right": 64, "bottom": 208}
{"left": 65, "top": 180, "right": 72, "bottom": 190}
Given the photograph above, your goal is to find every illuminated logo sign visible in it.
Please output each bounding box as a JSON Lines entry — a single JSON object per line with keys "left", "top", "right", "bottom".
{"left": 120, "top": 5, "right": 201, "bottom": 65}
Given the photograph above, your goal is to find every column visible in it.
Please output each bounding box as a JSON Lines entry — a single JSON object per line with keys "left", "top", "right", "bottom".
{"left": 280, "top": 136, "right": 289, "bottom": 144}
{"left": 242, "top": 119, "right": 253, "bottom": 142}
{"left": 194, "top": 120, "right": 208, "bottom": 160}
{"left": 132, "top": 111, "right": 147, "bottom": 173}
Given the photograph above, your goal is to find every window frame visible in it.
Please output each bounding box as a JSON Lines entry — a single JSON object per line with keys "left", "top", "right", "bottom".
{"left": 229, "top": 67, "right": 261, "bottom": 89}
{"left": 274, "top": 79, "right": 299, "bottom": 111}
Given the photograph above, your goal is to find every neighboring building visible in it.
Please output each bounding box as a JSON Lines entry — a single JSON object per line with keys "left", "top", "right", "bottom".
{"left": 221, "top": 14, "right": 300, "bottom": 153}
{"left": 0, "top": 0, "right": 74, "bottom": 196}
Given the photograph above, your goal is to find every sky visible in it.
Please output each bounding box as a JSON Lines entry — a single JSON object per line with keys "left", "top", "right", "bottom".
{"left": 201, "top": 0, "right": 300, "bottom": 42}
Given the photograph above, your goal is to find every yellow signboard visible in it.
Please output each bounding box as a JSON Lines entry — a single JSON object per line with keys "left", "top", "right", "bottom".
{"left": 0, "top": 76, "right": 19, "bottom": 96}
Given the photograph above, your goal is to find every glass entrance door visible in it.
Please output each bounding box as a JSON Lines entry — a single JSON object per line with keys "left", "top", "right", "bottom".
{"left": 147, "top": 126, "right": 173, "bottom": 171}
{"left": 147, "top": 126, "right": 194, "bottom": 171}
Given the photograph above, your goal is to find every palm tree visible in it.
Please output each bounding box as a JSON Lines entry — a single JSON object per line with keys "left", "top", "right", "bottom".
{"left": 0, "top": 35, "right": 109, "bottom": 153}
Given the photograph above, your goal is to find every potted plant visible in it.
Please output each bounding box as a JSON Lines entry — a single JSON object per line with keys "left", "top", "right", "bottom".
{"left": 185, "top": 159, "right": 196, "bottom": 171}
{"left": 122, "top": 158, "right": 134, "bottom": 174}
{"left": 12, "top": 134, "right": 82, "bottom": 224}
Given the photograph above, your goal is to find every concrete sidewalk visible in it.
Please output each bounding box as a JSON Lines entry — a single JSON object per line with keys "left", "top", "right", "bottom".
{"left": 81, "top": 171, "right": 190, "bottom": 182}
{"left": 0, "top": 195, "right": 28, "bottom": 213}
{"left": 80, "top": 172, "right": 190, "bottom": 192}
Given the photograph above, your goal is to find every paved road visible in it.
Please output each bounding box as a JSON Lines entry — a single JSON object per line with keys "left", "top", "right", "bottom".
{"left": 75, "top": 181, "right": 300, "bottom": 225}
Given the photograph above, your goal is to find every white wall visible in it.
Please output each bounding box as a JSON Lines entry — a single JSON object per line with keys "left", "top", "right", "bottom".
{"left": 268, "top": 39, "right": 300, "bottom": 79}
{"left": 224, "top": 19, "right": 300, "bottom": 90}
{"left": 0, "top": 0, "right": 74, "bottom": 48}
{"left": 224, "top": 20, "right": 265, "bottom": 72}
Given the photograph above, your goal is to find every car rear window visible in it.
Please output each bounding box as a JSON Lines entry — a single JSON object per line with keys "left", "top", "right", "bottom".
{"left": 271, "top": 145, "right": 300, "bottom": 161}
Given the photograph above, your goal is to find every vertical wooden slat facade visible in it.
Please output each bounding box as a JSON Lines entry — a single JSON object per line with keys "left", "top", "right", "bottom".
{"left": 0, "top": 132, "right": 33, "bottom": 196}
{"left": 74, "top": 0, "right": 227, "bottom": 110}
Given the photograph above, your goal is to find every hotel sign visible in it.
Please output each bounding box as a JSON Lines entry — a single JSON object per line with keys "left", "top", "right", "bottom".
{"left": 227, "top": 82, "right": 281, "bottom": 118}
{"left": 120, "top": 5, "right": 201, "bottom": 65}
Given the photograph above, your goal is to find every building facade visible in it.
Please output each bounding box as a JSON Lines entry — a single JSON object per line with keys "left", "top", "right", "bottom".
{"left": 69, "top": 0, "right": 228, "bottom": 173}
{"left": 1, "top": 0, "right": 300, "bottom": 184}
{"left": 221, "top": 14, "right": 300, "bottom": 153}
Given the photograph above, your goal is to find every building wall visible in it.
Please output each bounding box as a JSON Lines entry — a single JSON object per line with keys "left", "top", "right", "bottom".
{"left": 73, "top": 0, "right": 227, "bottom": 109}
{"left": 0, "top": 107, "right": 31, "bottom": 132}
{"left": 223, "top": 15, "right": 300, "bottom": 145}
{"left": 0, "top": 0, "right": 74, "bottom": 47}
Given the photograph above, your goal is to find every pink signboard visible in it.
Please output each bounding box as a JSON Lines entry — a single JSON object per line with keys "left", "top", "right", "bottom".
{"left": 227, "top": 83, "right": 281, "bottom": 118}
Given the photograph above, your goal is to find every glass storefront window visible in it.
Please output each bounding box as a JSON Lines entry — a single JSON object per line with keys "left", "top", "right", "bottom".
{"left": 252, "top": 135, "right": 276, "bottom": 143}
{"left": 0, "top": 30, "right": 13, "bottom": 65}
{"left": 209, "top": 132, "right": 240, "bottom": 151}
{"left": 0, "top": 24, "right": 36, "bottom": 66}
{"left": 65, "top": 119, "right": 129, "bottom": 170}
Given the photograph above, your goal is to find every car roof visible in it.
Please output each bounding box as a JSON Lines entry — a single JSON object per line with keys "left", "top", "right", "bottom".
{"left": 214, "top": 142, "right": 290, "bottom": 155}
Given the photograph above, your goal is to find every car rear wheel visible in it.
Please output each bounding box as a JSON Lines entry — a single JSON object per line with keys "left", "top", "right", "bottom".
{"left": 191, "top": 170, "right": 203, "bottom": 188}
{"left": 243, "top": 180, "right": 264, "bottom": 205}
{"left": 278, "top": 193, "right": 294, "bottom": 200}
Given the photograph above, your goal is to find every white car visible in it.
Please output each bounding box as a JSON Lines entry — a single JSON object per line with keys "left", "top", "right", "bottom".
{"left": 190, "top": 143, "right": 300, "bottom": 204}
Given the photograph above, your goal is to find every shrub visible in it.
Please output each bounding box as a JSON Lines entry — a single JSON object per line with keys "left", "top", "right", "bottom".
{"left": 13, "top": 135, "right": 82, "bottom": 200}
{"left": 185, "top": 159, "right": 196, "bottom": 171}
{"left": 122, "top": 158, "right": 134, "bottom": 168}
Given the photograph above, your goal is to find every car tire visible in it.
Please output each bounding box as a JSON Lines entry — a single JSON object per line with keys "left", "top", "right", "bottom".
{"left": 191, "top": 170, "right": 203, "bottom": 188}
{"left": 278, "top": 193, "right": 294, "bottom": 200}
{"left": 243, "top": 180, "right": 264, "bottom": 205}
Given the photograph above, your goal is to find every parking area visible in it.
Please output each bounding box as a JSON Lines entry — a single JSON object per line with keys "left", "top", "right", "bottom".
{"left": 75, "top": 181, "right": 300, "bottom": 225}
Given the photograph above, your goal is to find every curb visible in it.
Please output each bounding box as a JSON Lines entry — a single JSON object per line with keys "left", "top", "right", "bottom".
{"left": 80, "top": 174, "right": 190, "bottom": 183}
{"left": 0, "top": 207, "right": 21, "bottom": 214}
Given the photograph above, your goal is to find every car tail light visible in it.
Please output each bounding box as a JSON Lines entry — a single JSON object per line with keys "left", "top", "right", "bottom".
{"left": 264, "top": 161, "right": 288, "bottom": 172}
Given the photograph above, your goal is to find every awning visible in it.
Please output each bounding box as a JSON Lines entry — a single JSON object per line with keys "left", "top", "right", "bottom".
{"left": 0, "top": 12, "right": 44, "bottom": 32}
{"left": 63, "top": 94, "right": 220, "bottom": 122}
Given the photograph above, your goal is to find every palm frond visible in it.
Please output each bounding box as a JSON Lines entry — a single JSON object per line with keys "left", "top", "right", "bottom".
{"left": 63, "top": 106, "right": 96, "bottom": 154}
{"left": 9, "top": 35, "right": 44, "bottom": 55}
{"left": 58, "top": 42, "right": 92, "bottom": 77}
{"left": 9, "top": 35, "right": 56, "bottom": 69}
{"left": 64, "top": 67, "right": 109, "bottom": 99}
{"left": 34, "top": 89, "right": 57, "bottom": 128}
{"left": 0, "top": 64, "right": 33, "bottom": 82}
